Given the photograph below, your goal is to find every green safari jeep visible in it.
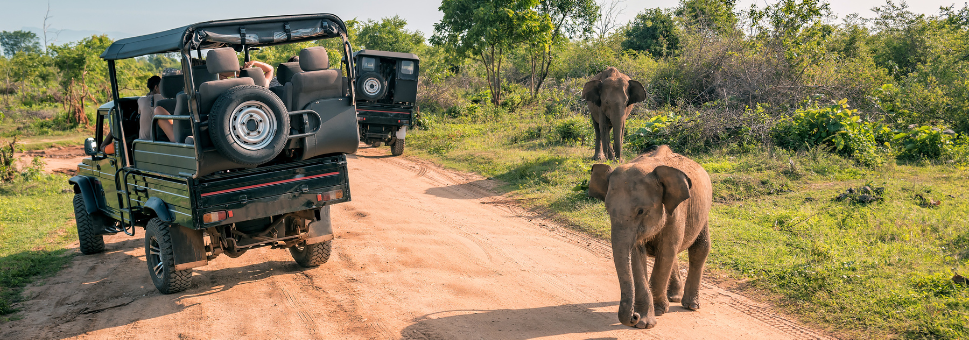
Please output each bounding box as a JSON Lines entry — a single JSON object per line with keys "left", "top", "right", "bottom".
{"left": 70, "top": 14, "right": 360, "bottom": 293}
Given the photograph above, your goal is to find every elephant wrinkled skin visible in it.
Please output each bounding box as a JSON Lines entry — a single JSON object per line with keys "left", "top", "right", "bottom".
{"left": 589, "top": 145, "right": 713, "bottom": 329}
{"left": 582, "top": 67, "right": 647, "bottom": 161}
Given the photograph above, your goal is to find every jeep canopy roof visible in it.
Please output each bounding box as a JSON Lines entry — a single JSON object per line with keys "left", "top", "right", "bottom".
{"left": 353, "top": 50, "right": 419, "bottom": 60}
{"left": 100, "top": 13, "right": 349, "bottom": 60}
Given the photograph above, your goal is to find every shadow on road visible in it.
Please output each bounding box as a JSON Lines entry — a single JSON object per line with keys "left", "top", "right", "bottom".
{"left": 0, "top": 234, "right": 309, "bottom": 339}
{"left": 424, "top": 180, "right": 499, "bottom": 200}
{"left": 400, "top": 301, "right": 626, "bottom": 340}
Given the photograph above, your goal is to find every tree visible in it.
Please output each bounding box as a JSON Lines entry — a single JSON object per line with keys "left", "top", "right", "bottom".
{"left": 595, "top": 0, "right": 626, "bottom": 39}
{"left": 434, "top": 0, "right": 551, "bottom": 105}
{"left": 356, "top": 16, "right": 425, "bottom": 53}
{"left": 526, "top": 0, "right": 600, "bottom": 95}
{"left": 50, "top": 35, "right": 115, "bottom": 125}
{"left": 622, "top": 8, "right": 680, "bottom": 57}
{"left": 0, "top": 30, "right": 42, "bottom": 57}
{"left": 675, "top": 0, "right": 737, "bottom": 34}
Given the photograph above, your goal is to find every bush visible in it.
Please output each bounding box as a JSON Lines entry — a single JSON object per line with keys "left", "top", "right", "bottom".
{"left": 893, "top": 125, "right": 959, "bottom": 161}
{"left": 626, "top": 113, "right": 681, "bottom": 152}
{"left": 550, "top": 117, "right": 592, "bottom": 146}
{"left": 774, "top": 101, "right": 889, "bottom": 166}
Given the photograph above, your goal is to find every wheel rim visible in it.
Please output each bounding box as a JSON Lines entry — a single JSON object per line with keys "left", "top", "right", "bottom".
{"left": 229, "top": 100, "right": 276, "bottom": 151}
{"left": 148, "top": 236, "right": 164, "bottom": 279}
{"left": 363, "top": 78, "right": 381, "bottom": 96}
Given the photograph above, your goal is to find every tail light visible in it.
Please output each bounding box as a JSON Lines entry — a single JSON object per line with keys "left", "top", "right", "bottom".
{"left": 317, "top": 189, "right": 344, "bottom": 202}
{"left": 203, "top": 210, "right": 230, "bottom": 224}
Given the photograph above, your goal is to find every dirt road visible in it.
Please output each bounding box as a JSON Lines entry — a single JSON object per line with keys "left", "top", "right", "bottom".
{"left": 2, "top": 146, "right": 832, "bottom": 339}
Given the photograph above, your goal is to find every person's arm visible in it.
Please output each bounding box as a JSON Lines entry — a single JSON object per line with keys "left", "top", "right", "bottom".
{"left": 245, "top": 60, "right": 274, "bottom": 80}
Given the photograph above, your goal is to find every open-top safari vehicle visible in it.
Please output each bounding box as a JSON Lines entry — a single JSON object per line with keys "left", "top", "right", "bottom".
{"left": 353, "top": 50, "right": 419, "bottom": 156}
{"left": 70, "top": 13, "right": 359, "bottom": 293}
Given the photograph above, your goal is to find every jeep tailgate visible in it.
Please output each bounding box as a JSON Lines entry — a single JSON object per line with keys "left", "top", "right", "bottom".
{"left": 193, "top": 155, "right": 349, "bottom": 228}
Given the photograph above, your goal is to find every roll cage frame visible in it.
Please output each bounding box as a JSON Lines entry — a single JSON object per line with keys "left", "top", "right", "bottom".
{"left": 99, "top": 13, "right": 357, "bottom": 172}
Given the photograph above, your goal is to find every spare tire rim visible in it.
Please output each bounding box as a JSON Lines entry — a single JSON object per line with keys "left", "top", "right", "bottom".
{"left": 363, "top": 78, "right": 381, "bottom": 96}
{"left": 230, "top": 101, "right": 276, "bottom": 151}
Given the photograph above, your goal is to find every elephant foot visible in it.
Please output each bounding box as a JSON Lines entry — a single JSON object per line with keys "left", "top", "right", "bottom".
{"left": 682, "top": 294, "right": 700, "bottom": 310}
{"left": 653, "top": 301, "right": 669, "bottom": 316}
{"left": 667, "top": 295, "right": 682, "bottom": 303}
{"left": 634, "top": 316, "right": 657, "bottom": 329}
{"left": 593, "top": 153, "right": 605, "bottom": 161}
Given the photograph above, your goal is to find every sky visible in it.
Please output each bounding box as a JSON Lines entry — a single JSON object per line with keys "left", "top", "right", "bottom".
{"left": 0, "top": 0, "right": 963, "bottom": 44}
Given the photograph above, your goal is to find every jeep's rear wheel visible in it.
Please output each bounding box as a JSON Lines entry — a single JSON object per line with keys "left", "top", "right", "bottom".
{"left": 290, "top": 240, "right": 331, "bottom": 267}
{"left": 73, "top": 194, "right": 105, "bottom": 255}
{"left": 209, "top": 85, "right": 289, "bottom": 166}
{"left": 391, "top": 138, "right": 405, "bottom": 156}
{"left": 145, "top": 218, "right": 192, "bottom": 294}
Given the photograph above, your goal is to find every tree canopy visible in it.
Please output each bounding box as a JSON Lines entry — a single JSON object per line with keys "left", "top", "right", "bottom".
{"left": 0, "top": 30, "right": 42, "bottom": 57}
{"left": 356, "top": 16, "right": 425, "bottom": 53}
{"left": 622, "top": 8, "right": 680, "bottom": 57}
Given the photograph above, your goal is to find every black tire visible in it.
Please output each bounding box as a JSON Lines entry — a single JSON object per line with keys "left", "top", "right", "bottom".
{"left": 290, "top": 240, "right": 332, "bottom": 267}
{"left": 391, "top": 138, "right": 405, "bottom": 156}
{"left": 145, "top": 218, "right": 192, "bottom": 294}
{"left": 73, "top": 194, "right": 105, "bottom": 255}
{"left": 208, "top": 85, "right": 290, "bottom": 166}
{"left": 357, "top": 72, "right": 387, "bottom": 101}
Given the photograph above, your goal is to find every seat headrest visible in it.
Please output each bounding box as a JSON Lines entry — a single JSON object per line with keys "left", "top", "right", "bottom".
{"left": 276, "top": 62, "right": 303, "bottom": 84}
{"left": 299, "top": 47, "right": 329, "bottom": 71}
{"left": 159, "top": 74, "right": 184, "bottom": 99}
{"left": 206, "top": 47, "right": 240, "bottom": 74}
{"left": 239, "top": 67, "right": 268, "bottom": 87}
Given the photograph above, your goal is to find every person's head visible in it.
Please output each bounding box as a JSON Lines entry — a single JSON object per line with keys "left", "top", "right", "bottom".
{"left": 288, "top": 55, "right": 299, "bottom": 63}
{"left": 146, "top": 75, "right": 162, "bottom": 94}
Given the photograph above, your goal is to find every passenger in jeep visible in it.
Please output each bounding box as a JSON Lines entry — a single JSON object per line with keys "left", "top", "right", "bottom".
{"left": 137, "top": 75, "right": 175, "bottom": 142}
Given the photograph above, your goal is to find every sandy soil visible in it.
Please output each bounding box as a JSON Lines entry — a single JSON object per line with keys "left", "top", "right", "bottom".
{"left": 1, "top": 145, "right": 833, "bottom": 340}
{"left": 14, "top": 146, "right": 87, "bottom": 175}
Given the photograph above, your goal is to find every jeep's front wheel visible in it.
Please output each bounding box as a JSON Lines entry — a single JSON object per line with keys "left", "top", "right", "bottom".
{"left": 73, "top": 194, "right": 105, "bottom": 255}
{"left": 145, "top": 218, "right": 192, "bottom": 294}
{"left": 290, "top": 240, "right": 331, "bottom": 267}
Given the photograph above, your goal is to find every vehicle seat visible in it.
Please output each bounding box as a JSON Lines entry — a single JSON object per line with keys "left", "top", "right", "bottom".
{"left": 289, "top": 47, "right": 343, "bottom": 110}
{"left": 197, "top": 47, "right": 254, "bottom": 116}
{"left": 192, "top": 64, "right": 217, "bottom": 89}
{"left": 270, "top": 61, "right": 302, "bottom": 109}
{"left": 171, "top": 93, "right": 194, "bottom": 143}
{"left": 239, "top": 67, "right": 268, "bottom": 87}
{"left": 154, "top": 73, "right": 183, "bottom": 114}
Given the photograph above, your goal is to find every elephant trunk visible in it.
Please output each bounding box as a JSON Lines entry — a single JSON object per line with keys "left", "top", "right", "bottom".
{"left": 612, "top": 226, "right": 640, "bottom": 327}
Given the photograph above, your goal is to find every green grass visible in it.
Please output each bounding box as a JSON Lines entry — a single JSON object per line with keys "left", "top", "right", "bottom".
{"left": 0, "top": 175, "right": 77, "bottom": 319}
{"left": 406, "top": 110, "right": 969, "bottom": 339}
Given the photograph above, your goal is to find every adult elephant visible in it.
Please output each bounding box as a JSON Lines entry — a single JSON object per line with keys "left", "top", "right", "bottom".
{"left": 582, "top": 67, "right": 647, "bottom": 161}
{"left": 588, "top": 145, "right": 712, "bottom": 329}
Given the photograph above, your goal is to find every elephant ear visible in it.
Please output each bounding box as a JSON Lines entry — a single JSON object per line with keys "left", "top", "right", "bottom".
{"left": 627, "top": 80, "right": 647, "bottom": 106}
{"left": 582, "top": 80, "right": 602, "bottom": 106}
{"left": 588, "top": 163, "right": 613, "bottom": 200}
{"left": 654, "top": 166, "right": 692, "bottom": 215}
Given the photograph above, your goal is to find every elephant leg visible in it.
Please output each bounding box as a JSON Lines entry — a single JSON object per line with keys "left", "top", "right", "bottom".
{"left": 601, "top": 119, "right": 614, "bottom": 160}
{"left": 612, "top": 118, "right": 625, "bottom": 162}
{"left": 667, "top": 260, "right": 683, "bottom": 303}
{"left": 591, "top": 115, "right": 604, "bottom": 160}
{"left": 649, "top": 244, "right": 677, "bottom": 316}
{"left": 631, "top": 244, "right": 657, "bottom": 329}
{"left": 683, "top": 225, "right": 711, "bottom": 311}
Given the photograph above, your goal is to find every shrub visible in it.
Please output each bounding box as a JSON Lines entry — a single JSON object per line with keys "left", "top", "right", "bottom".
{"left": 550, "top": 117, "right": 592, "bottom": 146}
{"left": 774, "top": 101, "right": 889, "bottom": 166}
{"left": 893, "top": 125, "right": 959, "bottom": 161}
{"left": 626, "top": 113, "right": 681, "bottom": 152}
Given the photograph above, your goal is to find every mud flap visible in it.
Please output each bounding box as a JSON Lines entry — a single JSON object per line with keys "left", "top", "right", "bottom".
{"left": 396, "top": 126, "right": 407, "bottom": 140}
{"left": 306, "top": 206, "right": 334, "bottom": 244}
{"left": 169, "top": 224, "right": 208, "bottom": 270}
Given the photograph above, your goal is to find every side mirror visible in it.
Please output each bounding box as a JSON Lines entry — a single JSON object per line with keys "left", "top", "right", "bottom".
{"left": 84, "top": 138, "right": 98, "bottom": 156}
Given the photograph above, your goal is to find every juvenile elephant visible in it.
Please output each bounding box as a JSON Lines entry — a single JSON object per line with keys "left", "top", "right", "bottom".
{"left": 588, "top": 145, "right": 712, "bottom": 329}
{"left": 582, "top": 67, "right": 647, "bottom": 161}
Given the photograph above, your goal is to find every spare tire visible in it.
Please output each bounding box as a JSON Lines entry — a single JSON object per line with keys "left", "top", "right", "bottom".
{"left": 209, "top": 85, "right": 289, "bottom": 165}
{"left": 357, "top": 71, "right": 387, "bottom": 101}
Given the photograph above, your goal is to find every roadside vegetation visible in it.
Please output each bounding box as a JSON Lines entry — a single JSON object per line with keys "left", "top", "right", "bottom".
{"left": 3, "top": 0, "right": 969, "bottom": 337}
